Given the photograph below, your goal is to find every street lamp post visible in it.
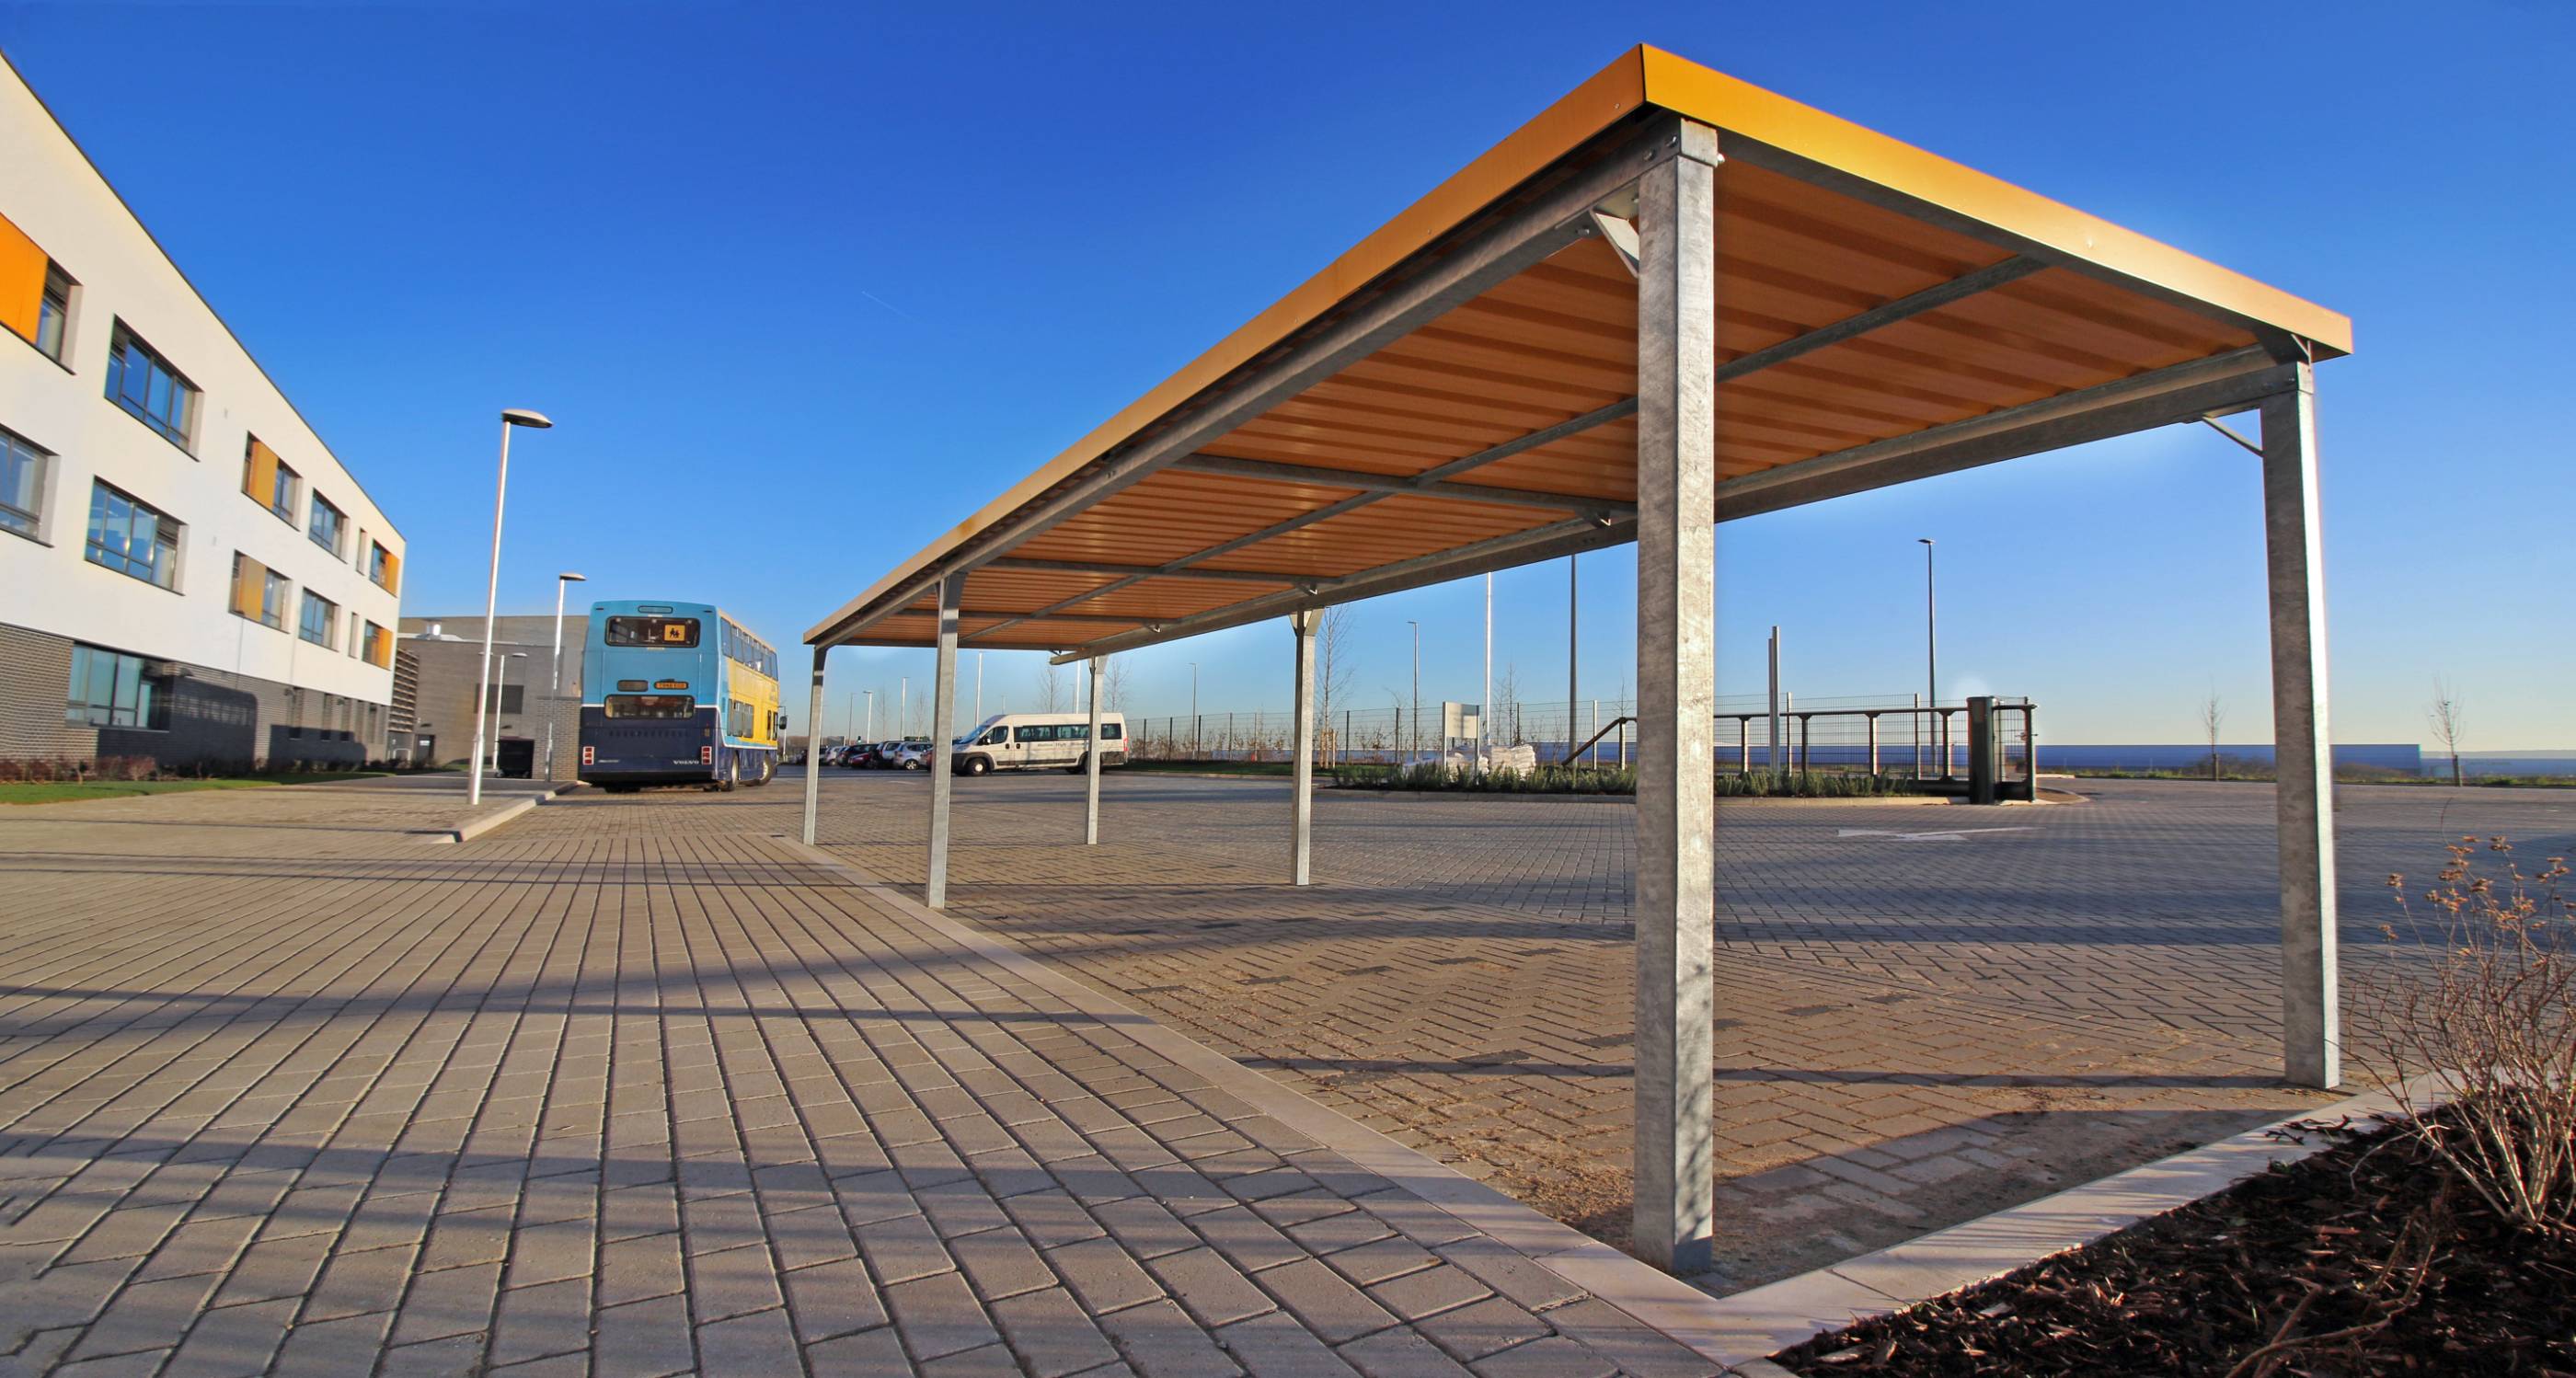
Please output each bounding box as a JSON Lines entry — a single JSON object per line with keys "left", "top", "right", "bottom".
{"left": 467, "top": 408, "right": 552, "bottom": 807}
{"left": 544, "top": 572, "right": 585, "bottom": 785}
{"left": 862, "top": 690, "right": 874, "bottom": 741}
{"left": 1189, "top": 661, "right": 1200, "bottom": 758}
{"left": 1407, "top": 621, "right": 1420, "bottom": 767}
{"left": 1567, "top": 553, "right": 1578, "bottom": 769}
{"left": 1919, "top": 537, "right": 1939, "bottom": 777}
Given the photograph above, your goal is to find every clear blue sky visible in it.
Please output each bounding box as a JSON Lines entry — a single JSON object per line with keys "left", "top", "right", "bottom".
{"left": 6, "top": 0, "right": 2567, "bottom": 748}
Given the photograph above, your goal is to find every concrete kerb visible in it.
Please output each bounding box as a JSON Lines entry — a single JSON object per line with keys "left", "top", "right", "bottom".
{"left": 772, "top": 833, "right": 1782, "bottom": 1377}
{"left": 429, "top": 782, "right": 581, "bottom": 844}
{"left": 1699, "top": 1074, "right": 2441, "bottom": 1369}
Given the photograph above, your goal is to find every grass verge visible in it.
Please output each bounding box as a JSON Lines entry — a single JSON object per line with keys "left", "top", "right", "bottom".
{"left": 0, "top": 773, "right": 389, "bottom": 806}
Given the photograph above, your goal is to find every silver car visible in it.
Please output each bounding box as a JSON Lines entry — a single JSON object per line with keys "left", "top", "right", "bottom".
{"left": 891, "top": 742, "right": 937, "bottom": 771}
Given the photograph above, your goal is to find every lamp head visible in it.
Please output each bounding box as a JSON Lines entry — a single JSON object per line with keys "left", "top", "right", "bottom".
{"left": 501, "top": 408, "right": 554, "bottom": 430}
{"left": 558, "top": 571, "right": 587, "bottom": 582}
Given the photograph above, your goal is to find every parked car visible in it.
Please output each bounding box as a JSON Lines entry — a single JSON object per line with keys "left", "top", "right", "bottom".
{"left": 948, "top": 713, "right": 1128, "bottom": 775}
{"left": 891, "top": 742, "right": 937, "bottom": 771}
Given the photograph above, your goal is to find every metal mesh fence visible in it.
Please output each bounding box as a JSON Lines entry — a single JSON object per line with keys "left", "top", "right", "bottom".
{"left": 1117, "top": 695, "right": 2036, "bottom": 776}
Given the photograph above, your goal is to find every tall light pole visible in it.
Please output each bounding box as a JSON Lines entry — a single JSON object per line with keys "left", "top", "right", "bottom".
{"left": 543, "top": 571, "right": 585, "bottom": 784}
{"left": 467, "top": 408, "right": 551, "bottom": 806}
{"left": 1919, "top": 537, "right": 1939, "bottom": 777}
{"left": 974, "top": 651, "right": 984, "bottom": 726}
{"left": 1567, "top": 553, "right": 1579, "bottom": 767}
{"left": 1481, "top": 573, "right": 1492, "bottom": 774}
{"left": 899, "top": 676, "right": 908, "bottom": 739}
{"left": 1407, "top": 621, "right": 1420, "bottom": 767}
{"left": 862, "top": 690, "right": 874, "bottom": 741}
{"left": 1189, "top": 661, "right": 1200, "bottom": 758}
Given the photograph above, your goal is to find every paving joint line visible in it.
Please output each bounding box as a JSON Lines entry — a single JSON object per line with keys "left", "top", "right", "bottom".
{"left": 771, "top": 832, "right": 1776, "bottom": 1374}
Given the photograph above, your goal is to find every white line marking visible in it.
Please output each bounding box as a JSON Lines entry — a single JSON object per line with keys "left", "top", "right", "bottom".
{"left": 1834, "top": 826, "right": 2038, "bottom": 844}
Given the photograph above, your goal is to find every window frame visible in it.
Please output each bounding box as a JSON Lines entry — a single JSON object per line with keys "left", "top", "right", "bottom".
{"left": 604, "top": 614, "right": 702, "bottom": 649}
{"left": 0, "top": 424, "right": 50, "bottom": 542}
{"left": 297, "top": 589, "right": 337, "bottom": 648}
{"left": 104, "top": 322, "right": 198, "bottom": 451}
{"left": 65, "top": 642, "right": 168, "bottom": 731}
{"left": 35, "top": 264, "right": 73, "bottom": 362}
{"left": 307, "top": 493, "right": 345, "bottom": 556}
{"left": 84, "top": 480, "right": 181, "bottom": 590}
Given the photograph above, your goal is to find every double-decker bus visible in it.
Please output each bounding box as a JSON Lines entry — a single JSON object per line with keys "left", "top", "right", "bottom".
{"left": 578, "top": 600, "right": 781, "bottom": 791}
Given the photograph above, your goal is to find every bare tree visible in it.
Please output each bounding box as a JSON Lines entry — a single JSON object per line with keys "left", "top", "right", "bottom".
{"left": 2430, "top": 678, "right": 2467, "bottom": 787}
{"left": 1033, "top": 661, "right": 1066, "bottom": 712}
{"left": 2201, "top": 692, "right": 2225, "bottom": 782}
{"left": 1313, "top": 606, "right": 1354, "bottom": 764}
{"left": 1496, "top": 661, "right": 1524, "bottom": 745}
{"left": 1102, "top": 655, "right": 1133, "bottom": 715}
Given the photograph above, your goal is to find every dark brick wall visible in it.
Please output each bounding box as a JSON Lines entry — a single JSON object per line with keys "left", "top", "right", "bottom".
{"left": 0, "top": 620, "right": 391, "bottom": 770}
{"left": 0, "top": 625, "right": 93, "bottom": 759}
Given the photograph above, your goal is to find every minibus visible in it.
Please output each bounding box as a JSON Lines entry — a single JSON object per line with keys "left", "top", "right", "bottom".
{"left": 949, "top": 712, "right": 1128, "bottom": 775}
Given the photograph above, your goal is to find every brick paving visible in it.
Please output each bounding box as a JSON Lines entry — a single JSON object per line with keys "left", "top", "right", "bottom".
{"left": 0, "top": 777, "right": 1729, "bottom": 1376}
{"left": 802, "top": 769, "right": 2576, "bottom": 1289}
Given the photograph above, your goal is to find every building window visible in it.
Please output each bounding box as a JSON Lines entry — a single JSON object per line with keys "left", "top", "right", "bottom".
{"left": 0, "top": 426, "right": 48, "bottom": 540}
{"left": 242, "top": 438, "right": 298, "bottom": 522}
{"left": 298, "top": 590, "right": 338, "bottom": 648}
{"left": 482, "top": 683, "right": 526, "bottom": 716}
{"left": 84, "top": 481, "right": 180, "bottom": 589}
{"left": 231, "top": 554, "right": 288, "bottom": 629}
{"left": 366, "top": 539, "right": 399, "bottom": 593}
{"left": 308, "top": 493, "right": 345, "bottom": 556}
{"left": 361, "top": 621, "right": 392, "bottom": 668}
{"left": 66, "top": 643, "right": 168, "bottom": 729}
{"left": 105, "top": 322, "right": 197, "bottom": 448}
{"left": 36, "top": 265, "right": 72, "bottom": 362}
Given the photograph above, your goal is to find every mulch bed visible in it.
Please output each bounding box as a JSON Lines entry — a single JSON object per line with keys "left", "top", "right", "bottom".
{"left": 1776, "top": 1112, "right": 2576, "bottom": 1376}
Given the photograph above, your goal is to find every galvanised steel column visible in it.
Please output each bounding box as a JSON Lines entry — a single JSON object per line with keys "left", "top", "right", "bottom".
{"left": 1084, "top": 655, "right": 1105, "bottom": 845}
{"left": 926, "top": 572, "right": 963, "bottom": 908}
{"left": 801, "top": 645, "right": 828, "bottom": 844}
{"left": 2260, "top": 363, "right": 2340, "bottom": 1088}
{"left": 1631, "top": 119, "right": 1719, "bottom": 1276}
{"left": 1867, "top": 712, "right": 1880, "bottom": 775}
{"left": 1289, "top": 610, "right": 1319, "bottom": 885}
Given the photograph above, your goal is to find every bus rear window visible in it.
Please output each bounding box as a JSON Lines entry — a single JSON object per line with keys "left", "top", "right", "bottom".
{"left": 604, "top": 695, "right": 696, "bottom": 718}
{"left": 605, "top": 615, "right": 700, "bottom": 648}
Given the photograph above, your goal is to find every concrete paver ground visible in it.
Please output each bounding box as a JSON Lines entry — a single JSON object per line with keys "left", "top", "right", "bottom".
{"left": 0, "top": 777, "right": 1728, "bottom": 1376}
{"left": 801, "top": 770, "right": 2576, "bottom": 1290}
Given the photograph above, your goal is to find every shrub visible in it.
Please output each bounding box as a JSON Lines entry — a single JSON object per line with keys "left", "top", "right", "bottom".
{"left": 1334, "top": 764, "right": 1908, "bottom": 798}
{"left": 2358, "top": 837, "right": 2576, "bottom": 1235}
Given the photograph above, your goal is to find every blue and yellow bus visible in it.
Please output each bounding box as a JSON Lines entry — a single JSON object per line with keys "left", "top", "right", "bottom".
{"left": 578, "top": 600, "right": 781, "bottom": 791}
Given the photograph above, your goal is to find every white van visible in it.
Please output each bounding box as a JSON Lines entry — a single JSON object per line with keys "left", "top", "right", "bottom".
{"left": 950, "top": 712, "right": 1128, "bottom": 775}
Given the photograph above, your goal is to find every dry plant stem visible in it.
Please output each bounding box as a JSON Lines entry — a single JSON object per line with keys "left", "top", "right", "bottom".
{"left": 2358, "top": 837, "right": 2576, "bottom": 1234}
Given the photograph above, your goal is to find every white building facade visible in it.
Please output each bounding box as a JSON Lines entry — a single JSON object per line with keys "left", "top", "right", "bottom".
{"left": 0, "top": 52, "right": 406, "bottom": 768}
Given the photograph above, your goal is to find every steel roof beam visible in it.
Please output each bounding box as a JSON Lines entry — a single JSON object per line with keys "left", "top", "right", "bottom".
{"left": 1168, "top": 454, "right": 1635, "bottom": 516}
{"left": 1046, "top": 347, "right": 2294, "bottom": 660}
{"left": 984, "top": 253, "right": 2053, "bottom": 642}
{"left": 1712, "top": 346, "right": 2292, "bottom": 521}
{"left": 983, "top": 557, "right": 1304, "bottom": 584}
{"left": 1054, "top": 515, "right": 1635, "bottom": 662}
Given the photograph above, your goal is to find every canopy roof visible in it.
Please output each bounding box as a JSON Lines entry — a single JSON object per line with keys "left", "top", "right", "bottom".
{"left": 809, "top": 45, "right": 2349, "bottom": 655}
